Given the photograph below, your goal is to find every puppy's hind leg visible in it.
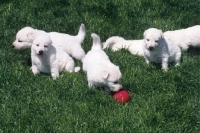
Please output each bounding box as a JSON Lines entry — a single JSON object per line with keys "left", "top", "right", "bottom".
{"left": 162, "top": 57, "right": 169, "bottom": 71}
{"left": 65, "top": 60, "right": 75, "bottom": 73}
{"left": 51, "top": 67, "right": 60, "bottom": 80}
{"left": 175, "top": 52, "right": 181, "bottom": 67}
{"left": 181, "top": 44, "right": 189, "bottom": 51}
{"left": 71, "top": 48, "right": 86, "bottom": 62}
{"left": 65, "top": 60, "right": 80, "bottom": 73}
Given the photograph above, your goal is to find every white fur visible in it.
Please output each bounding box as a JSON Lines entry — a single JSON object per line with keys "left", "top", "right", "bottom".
{"left": 164, "top": 25, "right": 200, "bottom": 51}
{"left": 31, "top": 33, "right": 80, "bottom": 80}
{"left": 143, "top": 28, "right": 181, "bottom": 71}
{"left": 83, "top": 33, "right": 122, "bottom": 93}
{"left": 103, "top": 36, "right": 144, "bottom": 56}
{"left": 12, "top": 24, "right": 86, "bottom": 62}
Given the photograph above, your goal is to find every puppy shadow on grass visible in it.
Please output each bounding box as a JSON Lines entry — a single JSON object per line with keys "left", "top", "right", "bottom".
{"left": 88, "top": 86, "right": 117, "bottom": 96}
{"left": 27, "top": 57, "right": 32, "bottom": 66}
{"left": 148, "top": 62, "right": 162, "bottom": 70}
{"left": 186, "top": 46, "right": 200, "bottom": 54}
{"left": 146, "top": 62, "right": 182, "bottom": 71}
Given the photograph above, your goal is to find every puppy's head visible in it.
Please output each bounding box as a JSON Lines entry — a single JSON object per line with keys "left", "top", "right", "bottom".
{"left": 143, "top": 28, "right": 163, "bottom": 51}
{"left": 32, "top": 34, "right": 52, "bottom": 55}
{"left": 101, "top": 65, "right": 122, "bottom": 92}
{"left": 12, "top": 27, "right": 37, "bottom": 50}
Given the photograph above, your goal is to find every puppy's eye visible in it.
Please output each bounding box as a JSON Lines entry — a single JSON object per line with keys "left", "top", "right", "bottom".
{"left": 44, "top": 45, "right": 48, "bottom": 48}
{"left": 146, "top": 39, "right": 149, "bottom": 41}
{"left": 36, "top": 44, "right": 39, "bottom": 46}
{"left": 18, "top": 40, "right": 23, "bottom": 42}
{"left": 155, "top": 40, "right": 158, "bottom": 43}
{"left": 113, "top": 81, "right": 118, "bottom": 84}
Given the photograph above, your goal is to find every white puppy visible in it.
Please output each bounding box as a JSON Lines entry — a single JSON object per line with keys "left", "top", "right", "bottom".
{"left": 31, "top": 33, "right": 80, "bottom": 80}
{"left": 83, "top": 33, "right": 122, "bottom": 94}
{"left": 12, "top": 24, "right": 86, "bottom": 61}
{"left": 103, "top": 36, "right": 144, "bottom": 56}
{"left": 164, "top": 25, "right": 200, "bottom": 51}
{"left": 143, "top": 28, "right": 181, "bottom": 71}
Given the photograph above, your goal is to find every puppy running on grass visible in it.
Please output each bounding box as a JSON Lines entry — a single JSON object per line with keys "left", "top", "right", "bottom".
{"left": 31, "top": 33, "right": 80, "bottom": 80}
{"left": 83, "top": 33, "right": 122, "bottom": 94}
{"left": 143, "top": 28, "right": 181, "bottom": 71}
{"left": 12, "top": 24, "right": 86, "bottom": 62}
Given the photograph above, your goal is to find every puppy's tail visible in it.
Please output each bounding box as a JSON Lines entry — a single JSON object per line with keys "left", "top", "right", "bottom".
{"left": 91, "top": 33, "right": 102, "bottom": 50}
{"left": 76, "top": 24, "right": 86, "bottom": 43}
{"left": 103, "top": 36, "right": 125, "bottom": 49}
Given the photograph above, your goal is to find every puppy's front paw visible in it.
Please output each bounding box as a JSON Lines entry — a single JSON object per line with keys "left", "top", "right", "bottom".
{"left": 52, "top": 75, "right": 58, "bottom": 80}
{"left": 175, "top": 63, "right": 180, "bottom": 67}
{"left": 31, "top": 67, "right": 39, "bottom": 75}
{"left": 52, "top": 73, "right": 59, "bottom": 80}
{"left": 146, "top": 60, "right": 150, "bottom": 65}
{"left": 162, "top": 67, "right": 168, "bottom": 72}
{"left": 162, "top": 62, "right": 168, "bottom": 71}
{"left": 112, "top": 88, "right": 120, "bottom": 92}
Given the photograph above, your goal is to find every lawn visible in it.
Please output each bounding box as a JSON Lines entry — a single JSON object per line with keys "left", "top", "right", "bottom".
{"left": 0, "top": 0, "right": 200, "bottom": 132}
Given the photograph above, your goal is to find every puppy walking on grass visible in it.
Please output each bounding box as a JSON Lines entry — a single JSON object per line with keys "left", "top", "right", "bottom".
{"left": 83, "top": 33, "right": 122, "bottom": 94}
{"left": 143, "top": 28, "right": 181, "bottom": 71}
{"left": 31, "top": 33, "right": 80, "bottom": 80}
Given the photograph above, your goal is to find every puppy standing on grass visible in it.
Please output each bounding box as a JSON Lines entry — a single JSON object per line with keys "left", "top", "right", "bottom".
{"left": 12, "top": 24, "right": 86, "bottom": 62}
{"left": 143, "top": 28, "right": 181, "bottom": 71}
{"left": 164, "top": 25, "right": 200, "bottom": 51}
{"left": 103, "top": 36, "right": 144, "bottom": 56}
{"left": 31, "top": 33, "right": 80, "bottom": 80}
{"left": 83, "top": 33, "right": 122, "bottom": 94}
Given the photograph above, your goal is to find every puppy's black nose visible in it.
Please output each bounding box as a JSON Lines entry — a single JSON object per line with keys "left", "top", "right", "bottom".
{"left": 39, "top": 50, "right": 43, "bottom": 55}
{"left": 12, "top": 45, "right": 15, "bottom": 48}
{"left": 149, "top": 46, "right": 153, "bottom": 51}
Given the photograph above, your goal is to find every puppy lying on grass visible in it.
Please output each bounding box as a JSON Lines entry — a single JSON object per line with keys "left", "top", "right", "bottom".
{"left": 12, "top": 24, "right": 86, "bottom": 62}
{"left": 143, "top": 28, "right": 181, "bottom": 71}
{"left": 164, "top": 25, "right": 200, "bottom": 51}
{"left": 103, "top": 36, "right": 144, "bottom": 56}
{"left": 31, "top": 33, "right": 80, "bottom": 80}
{"left": 83, "top": 33, "right": 122, "bottom": 94}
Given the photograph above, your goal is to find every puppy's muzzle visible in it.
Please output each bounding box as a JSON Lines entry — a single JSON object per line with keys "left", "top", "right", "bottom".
{"left": 148, "top": 46, "right": 154, "bottom": 51}
{"left": 12, "top": 42, "right": 16, "bottom": 48}
{"left": 38, "top": 50, "right": 44, "bottom": 55}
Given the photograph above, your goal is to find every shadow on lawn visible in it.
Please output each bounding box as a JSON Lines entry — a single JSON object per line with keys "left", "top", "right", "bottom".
{"left": 187, "top": 46, "right": 200, "bottom": 55}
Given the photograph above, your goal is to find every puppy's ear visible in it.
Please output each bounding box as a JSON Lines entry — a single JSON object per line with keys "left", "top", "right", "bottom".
{"left": 159, "top": 30, "right": 164, "bottom": 39}
{"left": 143, "top": 30, "right": 147, "bottom": 37}
{"left": 27, "top": 32, "right": 36, "bottom": 41}
{"left": 49, "top": 39, "right": 53, "bottom": 45}
{"left": 102, "top": 70, "right": 109, "bottom": 79}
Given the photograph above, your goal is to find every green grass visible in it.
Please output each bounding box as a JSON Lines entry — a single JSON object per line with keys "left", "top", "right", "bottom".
{"left": 0, "top": 0, "right": 200, "bottom": 132}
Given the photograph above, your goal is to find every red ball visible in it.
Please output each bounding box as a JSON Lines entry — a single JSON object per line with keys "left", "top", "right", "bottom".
{"left": 113, "top": 89, "right": 130, "bottom": 103}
